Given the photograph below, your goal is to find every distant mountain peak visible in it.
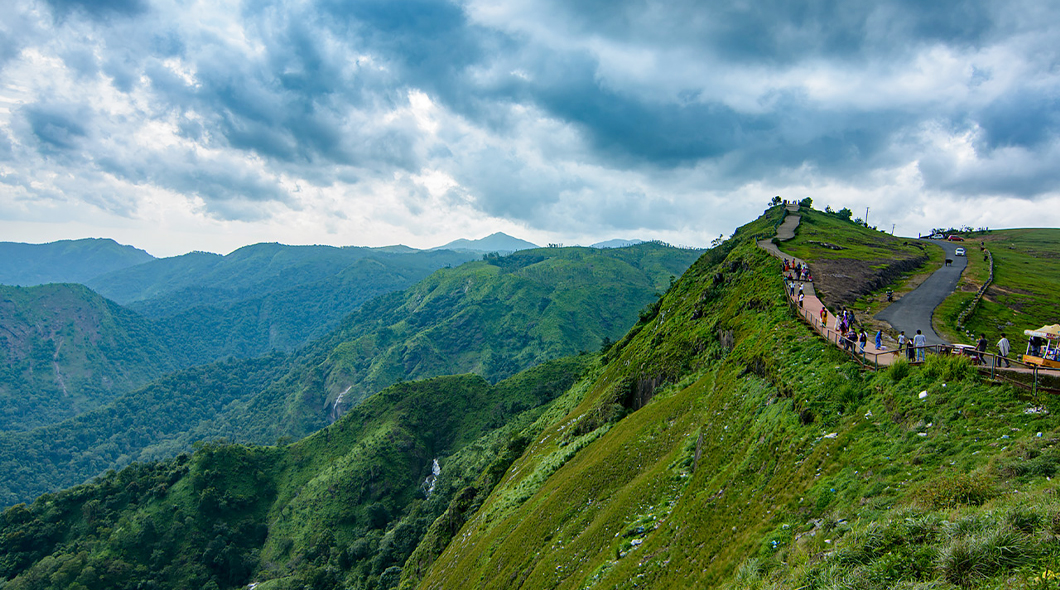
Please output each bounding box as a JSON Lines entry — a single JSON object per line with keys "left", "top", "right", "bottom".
{"left": 432, "top": 232, "right": 538, "bottom": 253}
{"left": 590, "top": 238, "right": 644, "bottom": 249}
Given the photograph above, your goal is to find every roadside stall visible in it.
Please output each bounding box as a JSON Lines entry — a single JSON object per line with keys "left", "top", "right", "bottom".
{"left": 1023, "top": 324, "right": 1060, "bottom": 369}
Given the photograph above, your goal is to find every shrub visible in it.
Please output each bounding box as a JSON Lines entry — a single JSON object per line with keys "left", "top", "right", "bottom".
{"left": 923, "top": 354, "right": 976, "bottom": 383}
{"left": 888, "top": 358, "right": 911, "bottom": 381}
{"left": 936, "top": 527, "right": 1031, "bottom": 586}
{"left": 919, "top": 472, "right": 996, "bottom": 510}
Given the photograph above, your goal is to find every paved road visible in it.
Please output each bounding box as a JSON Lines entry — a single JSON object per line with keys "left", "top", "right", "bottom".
{"left": 874, "top": 239, "right": 969, "bottom": 345}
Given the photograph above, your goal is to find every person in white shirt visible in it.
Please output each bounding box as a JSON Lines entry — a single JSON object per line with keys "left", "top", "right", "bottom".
{"left": 912, "top": 330, "right": 927, "bottom": 362}
{"left": 997, "top": 333, "right": 1011, "bottom": 368}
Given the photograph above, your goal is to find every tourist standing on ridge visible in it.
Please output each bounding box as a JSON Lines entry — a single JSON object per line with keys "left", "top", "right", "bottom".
{"left": 997, "top": 333, "right": 1011, "bottom": 368}
{"left": 913, "top": 330, "right": 927, "bottom": 362}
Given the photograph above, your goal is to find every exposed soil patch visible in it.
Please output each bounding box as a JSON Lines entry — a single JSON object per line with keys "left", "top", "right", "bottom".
{"left": 809, "top": 255, "right": 928, "bottom": 307}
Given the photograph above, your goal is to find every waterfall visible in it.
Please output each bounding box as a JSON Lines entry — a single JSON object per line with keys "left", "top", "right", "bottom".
{"left": 422, "top": 458, "right": 441, "bottom": 497}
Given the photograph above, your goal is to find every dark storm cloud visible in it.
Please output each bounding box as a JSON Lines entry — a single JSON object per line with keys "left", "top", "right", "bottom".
{"left": 4, "top": 0, "right": 1060, "bottom": 237}
{"left": 44, "top": 0, "right": 146, "bottom": 20}
{"left": 25, "top": 105, "right": 90, "bottom": 151}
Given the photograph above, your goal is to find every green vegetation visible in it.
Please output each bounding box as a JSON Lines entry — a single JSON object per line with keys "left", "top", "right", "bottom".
{"left": 3, "top": 213, "right": 1058, "bottom": 590}
{"left": 225, "top": 242, "right": 704, "bottom": 446}
{"left": 781, "top": 208, "right": 934, "bottom": 306}
{"left": 87, "top": 246, "right": 479, "bottom": 363}
{"left": 417, "top": 231, "right": 1060, "bottom": 589}
{"left": 935, "top": 228, "right": 1060, "bottom": 352}
{"left": 0, "top": 284, "right": 182, "bottom": 433}
{"left": 0, "top": 242, "right": 699, "bottom": 507}
{"left": 0, "top": 239, "right": 154, "bottom": 287}
{"left": 0, "top": 356, "right": 591, "bottom": 590}
{"left": 0, "top": 354, "right": 290, "bottom": 506}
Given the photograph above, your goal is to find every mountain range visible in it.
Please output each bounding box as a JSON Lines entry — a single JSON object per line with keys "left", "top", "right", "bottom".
{"left": 0, "top": 241, "right": 703, "bottom": 505}
{"left": 2, "top": 208, "right": 1057, "bottom": 589}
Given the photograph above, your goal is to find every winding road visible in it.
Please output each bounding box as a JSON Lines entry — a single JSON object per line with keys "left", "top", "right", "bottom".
{"left": 874, "top": 239, "right": 968, "bottom": 346}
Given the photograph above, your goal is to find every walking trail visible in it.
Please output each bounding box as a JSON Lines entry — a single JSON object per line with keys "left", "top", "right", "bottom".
{"left": 757, "top": 203, "right": 898, "bottom": 367}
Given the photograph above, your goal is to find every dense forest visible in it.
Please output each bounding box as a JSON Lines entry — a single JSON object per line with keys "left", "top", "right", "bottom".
{"left": 2, "top": 208, "right": 1056, "bottom": 589}
{"left": 0, "top": 243, "right": 703, "bottom": 506}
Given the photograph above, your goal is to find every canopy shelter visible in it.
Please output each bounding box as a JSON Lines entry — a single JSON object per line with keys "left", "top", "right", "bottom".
{"left": 1025, "top": 324, "right": 1060, "bottom": 340}
{"left": 1024, "top": 324, "right": 1060, "bottom": 368}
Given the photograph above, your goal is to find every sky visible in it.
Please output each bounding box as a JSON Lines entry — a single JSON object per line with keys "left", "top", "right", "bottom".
{"left": 1, "top": 0, "right": 1059, "bottom": 257}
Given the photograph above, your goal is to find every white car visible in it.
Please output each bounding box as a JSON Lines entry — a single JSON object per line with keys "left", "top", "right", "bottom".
{"left": 955, "top": 247, "right": 966, "bottom": 256}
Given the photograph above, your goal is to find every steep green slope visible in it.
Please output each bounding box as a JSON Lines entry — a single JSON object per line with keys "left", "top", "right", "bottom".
{"left": 415, "top": 225, "right": 1060, "bottom": 590}
{"left": 0, "top": 356, "right": 591, "bottom": 590}
{"left": 3, "top": 212, "right": 1057, "bottom": 590}
{"left": 0, "top": 284, "right": 181, "bottom": 433}
{"left": 209, "top": 242, "right": 703, "bottom": 445}
{"left": 0, "top": 239, "right": 154, "bottom": 287}
{"left": 153, "top": 250, "right": 480, "bottom": 363}
{"left": 0, "top": 243, "right": 697, "bottom": 507}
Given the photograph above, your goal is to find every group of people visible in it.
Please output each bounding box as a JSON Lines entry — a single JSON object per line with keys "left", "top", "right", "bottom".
{"left": 895, "top": 330, "right": 929, "bottom": 362}
{"left": 973, "top": 332, "right": 1012, "bottom": 367}
{"left": 783, "top": 258, "right": 812, "bottom": 282}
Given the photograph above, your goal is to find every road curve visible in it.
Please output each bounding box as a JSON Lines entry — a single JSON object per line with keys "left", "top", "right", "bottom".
{"left": 874, "top": 239, "right": 969, "bottom": 346}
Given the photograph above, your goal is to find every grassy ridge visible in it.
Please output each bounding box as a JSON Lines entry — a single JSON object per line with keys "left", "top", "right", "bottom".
{"left": 418, "top": 230, "right": 1060, "bottom": 589}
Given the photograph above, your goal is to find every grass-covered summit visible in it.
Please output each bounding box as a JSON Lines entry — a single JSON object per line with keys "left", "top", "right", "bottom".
{"left": 2, "top": 209, "right": 1058, "bottom": 590}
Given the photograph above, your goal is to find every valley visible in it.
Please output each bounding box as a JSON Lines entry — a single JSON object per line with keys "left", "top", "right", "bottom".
{"left": 1, "top": 210, "right": 1059, "bottom": 590}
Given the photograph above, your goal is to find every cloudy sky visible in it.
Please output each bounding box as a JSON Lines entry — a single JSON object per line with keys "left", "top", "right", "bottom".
{"left": 1, "top": 0, "right": 1058, "bottom": 256}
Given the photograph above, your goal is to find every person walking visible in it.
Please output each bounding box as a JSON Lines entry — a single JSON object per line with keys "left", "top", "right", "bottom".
{"left": 798, "top": 292, "right": 805, "bottom": 308}
{"left": 913, "top": 329, "right": 927, "bottom": 362}
{"left": 858, "top": 330, "right": 867, "bottom": 354}
{"left": 997, "top": 333, "right": 1011, "bottom": 368}
{"left": 874, "top": 330, "right": 883, "bottom": 350}
{"left": 976, "top": 333, "right": 988, "bottom": 365}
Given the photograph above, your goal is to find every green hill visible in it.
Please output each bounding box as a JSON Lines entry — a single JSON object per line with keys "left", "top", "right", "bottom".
{"left": 0, "top": 242, "right": 700, "bottom": 506}
{"left": 0, "top": 284, "right": 182, "bottom": 433}
{"left": 935, "top": 228, "right": 1060, "bottom": 353}
{"left": 0, "top": 356, "right": 591, "bottom": 590}
{"left": 212, "top": 242, "right": 704, "bottom": 445}
{"left": 3, "top": 212, "right": 1055, "bottom": 590}
{"left": 86, "top": 245, "right": 479, "bottom": 363}
{"left": 0, "top": 239, "right": 154, "bottom": 287}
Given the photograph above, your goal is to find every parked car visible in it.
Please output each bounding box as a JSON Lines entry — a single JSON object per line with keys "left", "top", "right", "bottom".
{"left": 947, "top": 235, "right": 964, "bottom": 241}
{"left": 955, "top": 247, "right": 966, "bottom": 256}
{"left": 929, "top": 233, "right": 944, "bottom": 239}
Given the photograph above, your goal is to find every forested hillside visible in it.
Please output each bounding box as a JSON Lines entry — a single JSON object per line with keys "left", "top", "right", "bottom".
{"left": 86, "top": 245, "right": 478, "bottom": 362}
{"left": 213, "top": 242, "right": 703, "bottom": 446}
{"left": 5, "top": 211, "right": 1048, "bottom": 589}
{"left": 0, "top": 239, "right": 154, "bottom": 287}
{"left": 0, "top": 284, "right": 181, "bottom": 433}
{"left": 0, "top": 356, "right": 591, "bottom": 590}
{"left": 0, "top": 242, "right": 701, "bottom": 506}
